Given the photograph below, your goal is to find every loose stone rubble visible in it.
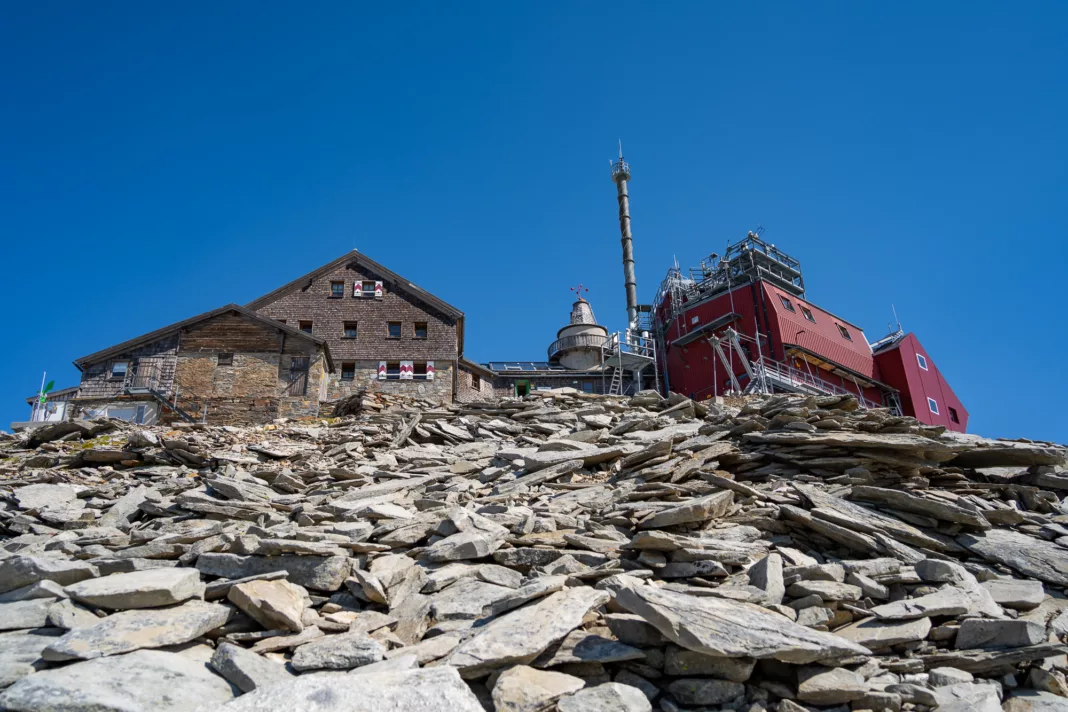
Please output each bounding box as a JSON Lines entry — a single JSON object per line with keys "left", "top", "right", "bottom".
{"left": 0, "top": 388, "right": 1066, "bottom": 712}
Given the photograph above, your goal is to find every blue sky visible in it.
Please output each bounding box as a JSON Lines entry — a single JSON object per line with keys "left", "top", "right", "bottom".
{"left": 1, "top": 3, "right": 1065, "bottom": 441}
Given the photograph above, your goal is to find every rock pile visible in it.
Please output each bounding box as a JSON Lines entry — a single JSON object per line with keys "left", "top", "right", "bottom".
{"left": 0, "top": 389, "right": 1066, "bottom": 712}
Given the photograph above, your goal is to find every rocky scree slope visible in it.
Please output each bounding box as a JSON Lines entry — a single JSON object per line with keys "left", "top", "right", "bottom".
{"left": 0, "top": 390, "right": 1066, "bottom": 712}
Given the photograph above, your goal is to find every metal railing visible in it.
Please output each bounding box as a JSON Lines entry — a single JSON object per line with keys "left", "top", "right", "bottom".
{"left": 751, "top": 357, "right": 882, "bottom": 410}
{"left": 547, "top": 333, "right": 610, "bottom": 361}
{"left": 124, "top": 363, "right": 162, "bottom": 392}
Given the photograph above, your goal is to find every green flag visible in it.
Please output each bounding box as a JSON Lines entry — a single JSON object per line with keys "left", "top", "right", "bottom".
{"left": 43, "top": 380, "right": 55, "bottom": 394}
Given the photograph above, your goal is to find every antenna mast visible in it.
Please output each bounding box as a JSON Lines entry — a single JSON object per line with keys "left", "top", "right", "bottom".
{"left": 611, "top": 143, "right": 638, "bottom": 330}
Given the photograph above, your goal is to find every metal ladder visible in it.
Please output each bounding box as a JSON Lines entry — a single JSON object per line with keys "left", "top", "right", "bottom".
{"left": 607, "top": 367, "right": 624, "bottom": 396}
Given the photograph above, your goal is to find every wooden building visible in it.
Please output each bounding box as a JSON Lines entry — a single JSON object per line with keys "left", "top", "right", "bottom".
{"left": 69, "top": 304, "right": 333, "bottom": 425}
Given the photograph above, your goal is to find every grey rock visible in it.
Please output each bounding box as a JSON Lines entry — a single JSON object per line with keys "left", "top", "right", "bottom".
{"left": 290, "top": 631, "right": 386, "bottom": 671}
{"left": 534, "top": 629, "right": 644, "bottom": 667}
{"left": 430, "top": 577, "right": 514, "bottom": 620}
{"left": 211, "top": 665, "right": 485, "bottom": 711}
{"left": 850, "top": 486, "right": 990, "bottom": 528}
{"left": 491, "top": 665, "right": 585, "bottom": 712}
{"left": 954, "top": 618, "right": 1045, "bottom": 649}
{"left": 210, "top": 642, "right": 294, "bottom": 693}
{"left": 196, "top": 553, "right": 350, "bottom": 591}
{"left": 797, "top": 666, "right": 869, "bottom": 705}
{"left": 666, "top": 678, "right": 745, "bottom": 706}
{"left": 227, "top": 578, "right": 305, "bottom": 632}
{"left": 422, "top": 509, "right": 509, "bottom": 562}
{"left": 1003, "top": 690, "right": 1068, "bottom": 712}
{"left": 0, "top": 599, "right": 54, "bottom": 631}
{"left": 869, "top": 587, "right": 970, "bottom": 620}
{"left": 46, "top": 599, "right": 100, "bottom": 629}
{"left": 66, "top": 567, "right": 205, "bottom": 609}
{"left": 12, "top": 484, "right": 81, "bottom": 512}
{"left": 0, "top": 649, "right": 236, "bottom": 711}
{"left": 934, "top": 681, "right": 1003, "bottom": 712}
{"left": 0, "top": 629, "right": 64, "bottom": 688}
{"left": 0, "top": 556, "right": 98, "bottom": 595}
{"left": 557, "top": 682, "right": 653, "bottom": 712}
{"left": 663, "top": 645, "right": 755, "bottom": 681}
{"left": 99, "top": 485, "right": 151, "bottom": 531}
{"left": 348, "top": 654, "right": 419, "bottom": 676}
{"left": 981, "top": 579, "right": 1045, "bottom": 610}
{"left": 609, "top": 576, "right": 870, "bottom": 663}
{"left": 748, "top": 553, "right": 785, "bottom": 605}
{"left": 834, "top": 616, "right": 931, "bottom": 649}
{"left": 0, "top": 581, "right": 68, "bottom": 603}
{"left": 958, "top": 529, "right": 1068, "bottom": 586}
{"left": 446, "top": 586, "right": 610, "bottom": 677}
{"left": 43, "top": 600, "right": 231, "bottom": 660}
{"left": 786, "top": 580, "right": 862, "bottom": 601}
{"left": 929, "top": 667, "right": 975, "bottom": 686}
{"left": 639, "top": 490, "right": 733, "bottom": 529}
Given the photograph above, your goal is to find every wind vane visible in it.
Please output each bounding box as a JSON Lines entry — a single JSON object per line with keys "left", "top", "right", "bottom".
{"left": 570, "top": 284, "right": 589, "bottom": 302}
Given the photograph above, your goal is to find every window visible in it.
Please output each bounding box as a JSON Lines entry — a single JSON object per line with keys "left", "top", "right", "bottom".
{"left": 948, "top": 406, "right": 960, "bottom": 424}
{"left": 330, "top": 281, "right": 345, "bottom": 298}
{"left": 779, "top": 296, "right": 796, "bottom": 312}
{"left": 836, "top": 324, "right": 853, "bottom": 341}
{"left": 927, "top": 397, "right": 939, "bottom": 415}
{"left": 217, "top": 353, "right": 234, "bottom": 366}
{"left": 343, "top": 322, "right": 358, "bottom": 339}
{"left": 134, "top": 404, "right": 147, "bottom": 425}
{"left": 386, "top": 361, "right": 401, "bottom": 380}
{"left": 582, "top": 382, "right": 594, "bottom": 393}
{"left": 291, "top": 356, "right": 310, "bottom": 371}
{"left": 414, "top": 322, "right": 428, "bottom": 339}
{"left": 387, "top": 322, "right": 401, "bottom": 338}
{"left": 110, "top": 361, "right": 130, "bottom": 379}
{"left": 341, "top": 362, "right": 355, "bottom": 381}
{"left": 471, "top": 373, "right": 481, "bottom": 390}
{"left": 362, "top": 281, "right": 376, "bottom": 298}
{"left": 916, "top": 353, "right": 928, "bottom": 370}
{"left": 413, "top": 361, "right": 428, "bottom": 380}
{"left": 800, "top": 306, "right": 816, "bottom": 323}
{"left": 299, "top": 321, "right": 313, "bottom": 334}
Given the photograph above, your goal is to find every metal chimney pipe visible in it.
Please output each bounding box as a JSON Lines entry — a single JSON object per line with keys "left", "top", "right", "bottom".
{"left": 611, "top": 155, "right": 638, "bottom": 329}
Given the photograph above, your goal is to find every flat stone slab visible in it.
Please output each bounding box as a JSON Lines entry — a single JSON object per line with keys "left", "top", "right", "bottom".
{"left": 557, "top": 682, "right": 653, "bottom": 712}
{"left": 290, "top": 631, "right": 386, "bottom": 671}
{"left": 43, "top": 600, "right": 230, "bottom": 660}
{"left": 446, "top": 586, "right": 610, "bottom": 678}
{"left": 209, "top": 642, "right": 294, "bottom": 693}
{"left": 869, "top": 587, "right": 970, "bottom": 620}
{"left": 834, "top": 616, "right": 932, "bottom": 649}
{"left": 609, "top": 576, "right": 870, "bottom": 664}
{"left": 0, "top": 556, "right": 98, "bottom": 595}
{"left": 210, "top": 665, "right": 484, "bottom": 711}
{"left": 0, "top": 649, "right": 236, "bottom": 711}
{"left": 492, "top": 665, "right": 585, "bottom": 712}
{"left": 65, "top": 568, "right": 205, "bottom": 609}
{"left": 955, "top": 618, "right": 1045, "bottom": 650}
{"left": 196, "top": 553, "right": 350, "bottom": 591}
{"left": 0, "top": 600, "right": 54, "bottom": 631}
{"left": 958, "top": 529, "right": 1068, "bottom": 586}
{"left": 980, "top": 578, "right": 1045, "bottom": 611}
{"left": 228, "top": 579, "right": 305, "bottom": 633}
{"left": 0, "top": 629, "right": 64, "bottom": 688}
{"left": 533, "top": 629, "right": 645, "bottom": 667}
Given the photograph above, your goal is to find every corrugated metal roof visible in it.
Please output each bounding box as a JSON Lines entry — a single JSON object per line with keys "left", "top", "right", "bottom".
{"left": 764, "top": 284, "right": 875, "bottom": 378}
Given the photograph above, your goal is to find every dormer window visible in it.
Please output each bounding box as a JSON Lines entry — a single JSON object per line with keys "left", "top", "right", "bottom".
{"left": 836, "top": 324, "right": 852, "bottom": 341}
{"left": 779, "top": 296, "right": 796, "bottom": 312}
{"left": 800, "top": 306, "right": 816, "bottom": 323}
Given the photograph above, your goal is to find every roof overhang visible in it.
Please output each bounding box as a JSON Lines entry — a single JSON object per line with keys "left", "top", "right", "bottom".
{"left": 781, "top": 342, "right": 895, "bottom": 392}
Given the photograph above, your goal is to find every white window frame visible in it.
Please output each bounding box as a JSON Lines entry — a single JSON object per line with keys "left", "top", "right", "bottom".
{"left": 916, "top": 353, "right": 928, "bottom": 370}
{"left": 927, "top": 397, "right": 939, "bottom": 415}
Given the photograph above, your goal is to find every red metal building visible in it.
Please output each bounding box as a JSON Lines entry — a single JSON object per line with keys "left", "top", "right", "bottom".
{"left": 651, "top": 233, "right": 968, "bottom": 432}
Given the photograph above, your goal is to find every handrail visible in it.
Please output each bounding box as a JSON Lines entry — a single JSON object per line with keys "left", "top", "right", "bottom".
{"left": 547, "top": 333, "right": 610, "bottom": 360}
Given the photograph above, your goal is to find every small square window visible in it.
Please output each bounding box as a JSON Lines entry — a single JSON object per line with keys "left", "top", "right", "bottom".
{"left": 217, "top": 353, "right": 234, "bottom": 366}
{"left": 387, "top": 322, "right": 401, "bottom": 339}
{"left": 927, "top": 397, "right": 939, "bottom": 415}
{"left": 362, "top": 281, "right": 376, "bottom": 298}
{"left": 800, "top": 306, "right": 816, "bottom": 323}
{"left": 582, "top": 382, "right": 594, "bottom": 393}
{"left": 471, "top": 373, "right": 481, "bottom": 390}
{"left": 414, "top": 322, "right": 428, "bottom": 339}
{"left": 779, "top": 296, "right": 796, "bottom": 312}
{"left": 110, "top": 361, "right": 129, "bottom": 379}
{"left": 413, "top": 361, "right": 428, "bottom": 380}
{"left": 386, "top": 361, "right": 401, "bottom": 380}
{"left": 291, "top": 356, "right": 310, "bottom": 371}
{"left": 343, "top": 322, "right": 358, "bottom": 339}
{"left": 330, "top": 281, "right": 344, "bottom": 298}
{"left": 836, "top": 324, "right": 852, "bottom": 341}
{"left": 916, "top": 353, "right": 928, "bottom": 370}
{"left": 340, "top": 362, "right": 355, "bottom": 381}
{"left": 299, "top": 321, "right": 313, "bottom": 334}
{"left": 948, "top": 406, "right": 959, "bottom": 424}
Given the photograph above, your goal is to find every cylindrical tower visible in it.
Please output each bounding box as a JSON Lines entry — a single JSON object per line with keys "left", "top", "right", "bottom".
{"left": 611, "top": 152, "right": 638, "bottom": 330}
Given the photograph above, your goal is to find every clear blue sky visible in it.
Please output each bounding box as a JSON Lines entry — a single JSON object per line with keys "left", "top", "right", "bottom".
{"left": 2, "top": 3, "right": 1065, "bottom": 441}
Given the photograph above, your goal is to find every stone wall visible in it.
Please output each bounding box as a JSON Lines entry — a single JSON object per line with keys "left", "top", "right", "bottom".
{"left": 252, "top": 261, "right": 460, "bottom": 363}
{"left": 329, "top": 360, "right": 453, "bottom": 403}
{"left": 456, "top": 365, "right": 494, "bottom": 403}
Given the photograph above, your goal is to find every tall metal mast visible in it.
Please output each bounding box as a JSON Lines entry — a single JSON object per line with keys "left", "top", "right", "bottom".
{"left": 611, "top": 145, "right": 638, "bottom": 330}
